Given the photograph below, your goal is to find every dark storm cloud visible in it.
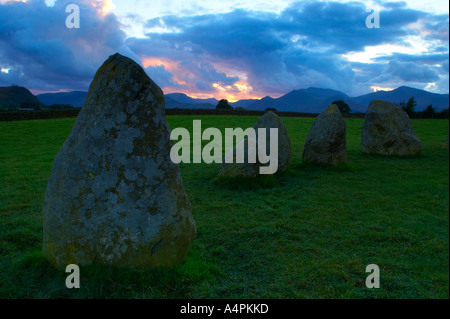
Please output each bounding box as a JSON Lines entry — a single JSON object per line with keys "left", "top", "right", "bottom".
{"left": 189, "top": 61, "right": 239, "bottom": 87}
{"left": 127, "top": 0, "right": 447, "bottom": 95}
{"left": 373, "top": 52, "right": 449, "bottom": 65}
{"left": 279, "top": 1, "right": 426, "bottom": 52}
{"left": 383, "top": 60, "right": 440, "bottom": 82}
{"left": 0, "top": 0, "right": 448, "bottom": 95}
{"left": 0, "top": 0, "right": 129, "bottom": 91}
{"left": 144, "top": 64, "right": 187, "bottom": 90}
{"left": 379, "top": 1, "right": 407, "bottom": 9}
{"left": 422, "top": 14, "right": 449, "bottom": 43}
{"left": 370, "top": 51, "right": 447, "bottom": 87}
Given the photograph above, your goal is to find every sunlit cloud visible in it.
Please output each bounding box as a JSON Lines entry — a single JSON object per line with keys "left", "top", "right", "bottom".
{"left": 343, "top": 43, "right": 426, "bottom": 64}
{"left": 211, "top": 81, "right": 263, "bottom": 102}
{"left": 142, "top": 57, "right": 177, "bottom": 73}
{"left": 424, "top": 82, "right": 437, "bottom": 90}
{"left": 370, "top": 86, "right": 395, "bottom": 92}
{"left": 0, "top": 0, "right": 26, "bottom": 3}
{"left": 233, "top": 82, "right": 252, "bottom": 96}
{"left": 91, "top": 0, "right": 115, "bottom": 16}
{"left": 140, "top": 56, "right": 265, "bottom": 101}
{"left": 142, "top": 57, "right": 187, "bottom": 86}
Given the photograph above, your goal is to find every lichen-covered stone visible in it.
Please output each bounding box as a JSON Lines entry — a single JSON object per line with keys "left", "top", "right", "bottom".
{"left": 361, "top": 100, "right": 421, "bottom": 156}
{"left": 253, "top": 111, "right": 292, "bottom": 173}
{"left": 302, "top": 104, "right": 347, "bottom": 166}
{"left": 219, "top": 137, "right": 259, "bottom": 178}
{"left": 43, "top": 53, "right": 196, "bottom": 267}
{"left": 219, "top": 111, "right": 291, "bottom": 177}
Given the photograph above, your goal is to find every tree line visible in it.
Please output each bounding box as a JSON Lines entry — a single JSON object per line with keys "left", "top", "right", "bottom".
{"left": 0, "top": 103, "right": 75, "bottom": 112}
{"left": 216, "top": 97, "right": 449, "bottom": 119}
{"left": 398, "top": 97, "right": 449, "bottom": 119}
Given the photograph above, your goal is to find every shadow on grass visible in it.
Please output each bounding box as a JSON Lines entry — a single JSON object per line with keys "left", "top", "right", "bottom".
{"left": 212, "top": 161, "right": 360, "bottom": 190}
{"left": 359, "top": 151, "right": 426, "bottom": 161}
{"left": 4, "top": 245, "right": 219, "bottom": 299}
{"left": 290, "top": 161, "right": 357, "bottom": 173}
{"left": 213, "top": 174, "right": 280, "bottom": 190}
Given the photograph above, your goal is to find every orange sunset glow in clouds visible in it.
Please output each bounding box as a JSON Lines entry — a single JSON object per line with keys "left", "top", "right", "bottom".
{"left": 142, "top": 57, "right": 265, "bottom": 102}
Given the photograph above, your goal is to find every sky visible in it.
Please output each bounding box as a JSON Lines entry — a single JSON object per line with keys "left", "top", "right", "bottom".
{"left": 0, "top": 0, "right": 448, "bottom": 101}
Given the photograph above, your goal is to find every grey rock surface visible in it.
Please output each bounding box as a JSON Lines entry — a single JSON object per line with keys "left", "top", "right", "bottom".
{"left": 361, "top": 100, "right": 421, "bottom": 156}
{"left": 219, "top": 111, "right": 291, "bottom": 177}
{"left": 302, "top": 104, "right": 347, "bottom": 166}
{"left": 43, "top": 53, "right": 196, "bottom": 267}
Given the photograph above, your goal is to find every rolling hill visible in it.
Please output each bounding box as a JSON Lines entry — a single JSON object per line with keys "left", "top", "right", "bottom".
{"left": 0, "top": 86, "right": 44, "bottom": 110}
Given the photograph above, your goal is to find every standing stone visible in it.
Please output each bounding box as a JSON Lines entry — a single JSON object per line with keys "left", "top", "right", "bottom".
{"left": 43, "top": 53, "right": 196, "bottom": 267}
{"left": 254, "top": 111, "right": 292, "bottom": 173}
{"left": 302, "top": 104, "right": 347, "bottom": 166}
{"left": 219, "top": 111, "right": 291, "bottom": 177}
{"left": 219, "top": 137, "right": 259, "bottom": 178}
{"left": 361, "top": 100, "right": 422, "bottom": 156}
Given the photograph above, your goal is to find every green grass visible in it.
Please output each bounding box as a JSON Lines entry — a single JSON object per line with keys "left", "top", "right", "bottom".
{"left": 0, "top": 116, "right": 448, "bottom": 298}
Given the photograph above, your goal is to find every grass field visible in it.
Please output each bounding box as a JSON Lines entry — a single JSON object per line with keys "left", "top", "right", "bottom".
{"left": 0, "top": 115, "right": 448, "bottom": 298}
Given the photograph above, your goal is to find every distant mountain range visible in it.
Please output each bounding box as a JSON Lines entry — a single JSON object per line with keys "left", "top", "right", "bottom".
{"left": 352, "top": 86, "right": 449, "bottom": 111}
{"left": 37, "top": 91, "right": 87, "bottom": 108}
{"left": 164, "top": 93, "right": 219, "bottom": 109}
{"left": 241, "top": 87, "right": 369, "bottom": 113}
{"left": 233, "top": 86, "right": 448, "bottom": 112}
{"left": 162, "top": 87, "right": 449, "bottom": 112}
{"left": 1, "top": 85, "right": 448, "bottom": 113}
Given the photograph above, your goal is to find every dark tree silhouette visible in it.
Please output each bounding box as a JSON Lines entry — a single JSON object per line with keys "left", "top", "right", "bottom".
{"left": 439, "top": 108, "right": 449, "bottom": 119}
{"left": 331, "top": 100, "right": 351, "bottom": 113}
{"left": 216, "top": 99, "right": 233, "bottom": 110}
{"left": 20, "top": 101, "right": 41, "bottom": 110}
{"left": 402, "top": 97, "right": 416, "bottom": 117}
{"left": 421, "top": 104, "right": 436, "bottom": 118}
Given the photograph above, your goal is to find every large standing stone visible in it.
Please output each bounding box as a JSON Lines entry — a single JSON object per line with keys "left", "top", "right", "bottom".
{"left": 361, "top": 100, "right": 422, "bottom": 156}
{"left": 219, "top": 111, "right": 291, "bottom": 177}
{"left": 43, "top": 53, "right": 196, "bottom": 267}
{"left": 302, "top": 104, "right": 347, "bottom": 166}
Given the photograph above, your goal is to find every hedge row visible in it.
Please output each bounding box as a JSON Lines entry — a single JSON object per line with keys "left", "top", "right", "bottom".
{"left": 0, "top": 109, "right": 370, "bottom": 122}
{"left": 0, "top": 109, "right": 81, "bottom": 122}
